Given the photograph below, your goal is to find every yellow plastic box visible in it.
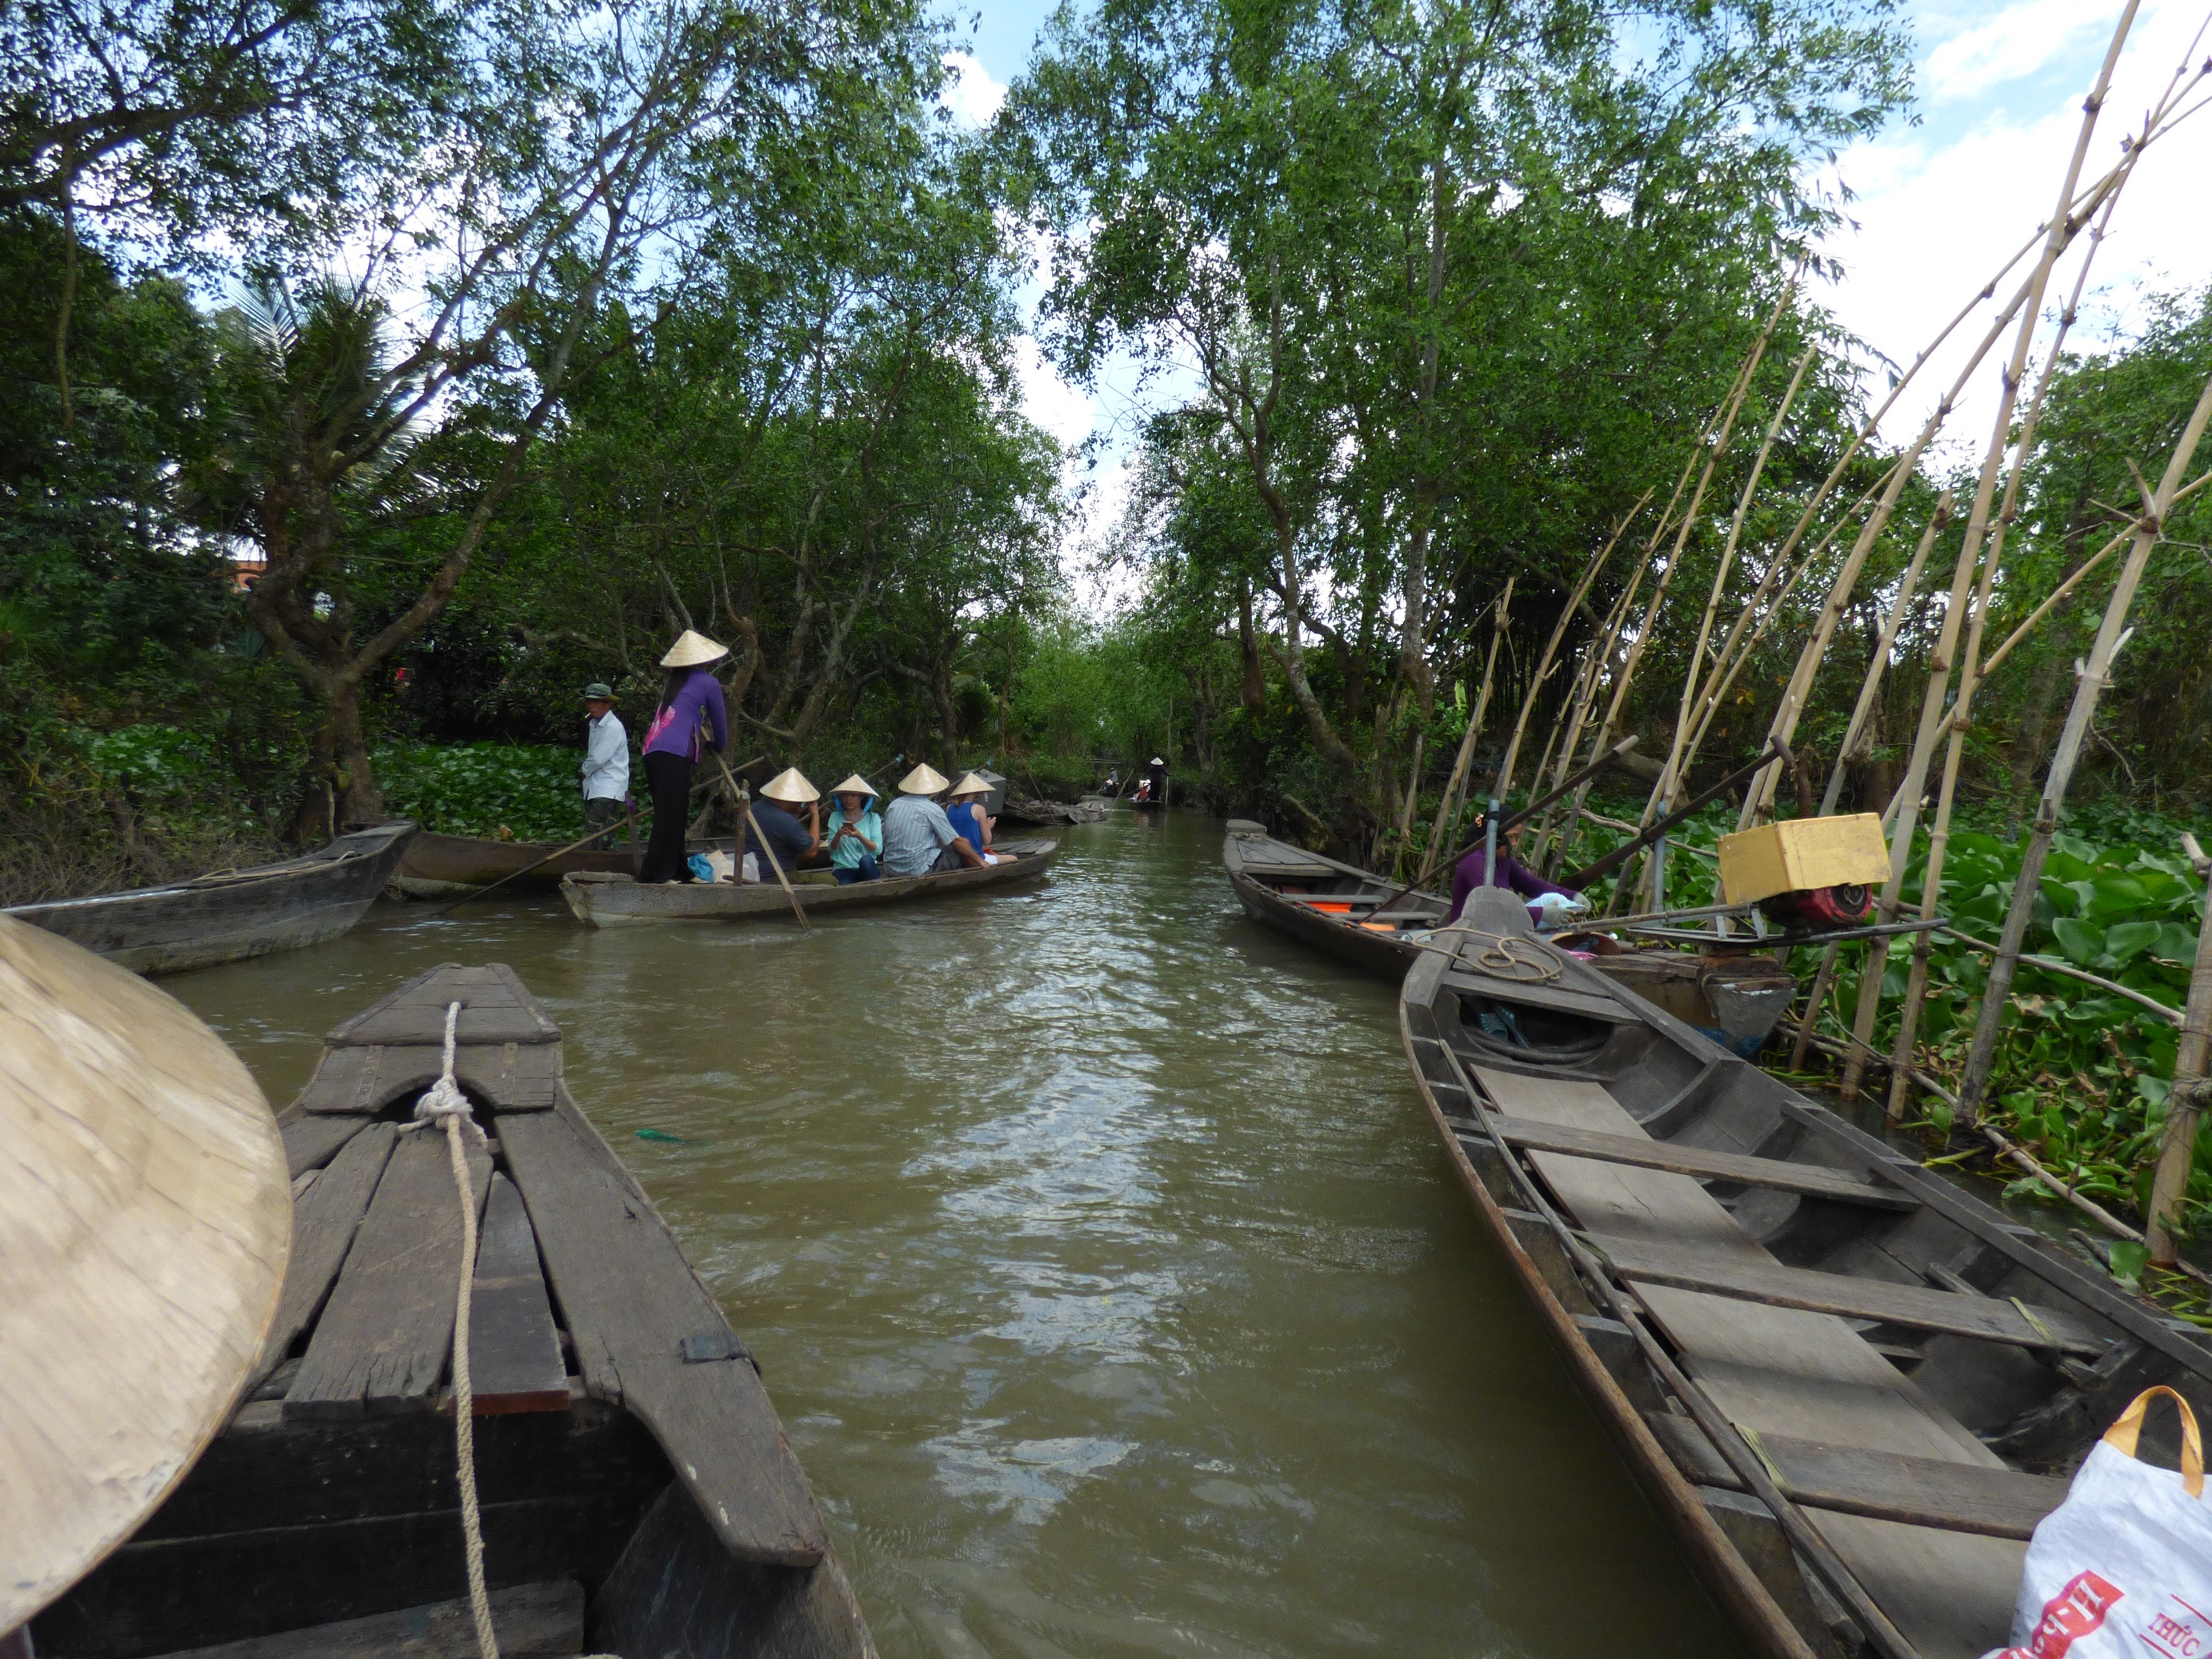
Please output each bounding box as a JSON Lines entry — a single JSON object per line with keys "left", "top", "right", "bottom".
{"left": 1716, "top": 814, "right": 1891, "bottom": 905}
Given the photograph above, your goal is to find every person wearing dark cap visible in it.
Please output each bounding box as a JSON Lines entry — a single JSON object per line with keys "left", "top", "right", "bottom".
{"left": 579, "top": 682, "right": 629, "bottom": 848}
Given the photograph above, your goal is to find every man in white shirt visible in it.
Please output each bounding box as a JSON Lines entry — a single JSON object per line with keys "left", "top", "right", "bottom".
{"left": 580, "top": 682, "right": 630, "bottom": 846}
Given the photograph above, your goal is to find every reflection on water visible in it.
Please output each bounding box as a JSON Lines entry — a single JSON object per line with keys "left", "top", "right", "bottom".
{"left": 166, "top": 810, "right": 1742, "bottom": 1658}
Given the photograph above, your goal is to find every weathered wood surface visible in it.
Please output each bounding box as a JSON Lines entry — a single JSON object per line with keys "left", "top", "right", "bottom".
{"left": 256, "top": 1123, "right": 398, "bottom": 1381}
{"left": 149, "top": 1578, "right": 585, "bottom": 1659}
{"left": 0, "top": 916, "right": 292, "bottom": 1636}
{"left": 563, "top": 839, "right": 1058, "bottom": 926}
{"left": 1471, "top": 1062, "right": 2024, "bottom": 1658}
{"left": 502, "top": 1100, "right": 830, "bottom": 1567}
{"left": 278, "top": 1110, "right": 370, "bottom": 1177}
{"left": 467, "top": 1174, "right": 570, "bottom": 1413}
{"left": 285, "top": 1129, "right": 493, "bottom": 1419}
{"left": 1474, "top": 1115, "right": 1914, "bottom": 1209}
{"left": 1644, "top": 1413, "right": 2067, "bottom": 1541}
{"left": 395, "top": 828, "right": 635, "bottom": 897}
{"left": 1, "top": 822, "right": 414, "bottom": 975}
{"left": 328, "top": 962, "right": 558, "bottom": 1049}
{"left": 1591, "top": 1232, "right": 2108, "bottom": 1356}
{"left": 294, "top": 1041, "right": 562, "bottom": 1114}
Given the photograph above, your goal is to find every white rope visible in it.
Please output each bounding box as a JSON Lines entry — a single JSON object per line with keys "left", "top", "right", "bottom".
{"left": 407, "top": 1002, "right": 499, "bottom": 1659}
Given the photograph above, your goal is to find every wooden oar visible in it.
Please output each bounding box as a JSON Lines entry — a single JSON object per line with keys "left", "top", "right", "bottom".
{"left": 714, "top": 752, "right": 810, "bottom": 931}
{"left": 414, "top": 806, "right": 637, "bottom": 921}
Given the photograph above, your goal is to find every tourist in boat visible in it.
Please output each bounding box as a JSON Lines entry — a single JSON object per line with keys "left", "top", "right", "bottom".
{"left": 1446, "top": 812, "right": 1583, "bottom": 927}
{"left": 742, "top": 767, "right": 821, "bottom": 883}
{"left": 880, "top": 763, "right": 987, "bottom": 877}
{"left": 579, "top": 682, "right": 629, "bottom": 848}
{"left": 825, "top": 775, "right": 883, "bottom": 884}
{"left": 638, "top": 630, "right": 729, "bottom": 883}
{"left": 946, "top": 773, "right": 1005, "bottom": 863}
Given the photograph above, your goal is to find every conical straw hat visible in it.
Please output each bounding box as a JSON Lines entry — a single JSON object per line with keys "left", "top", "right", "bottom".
{"left": 659, "top": 629, "right": 728, "bottom": 669}
{"left": 951, "top": 772, "right": 993, "bottom": 798}
{"left": 898, "top": 762, "right": 950, "bottom": 794}
{"left": 0, "top": 916, "right": 290, "bottom": 1631}
{"left": 758, "top": 766, "right": 818, "bottom": 804}
{"left": 832, "top": 774, "right": 878, "bottom": 797}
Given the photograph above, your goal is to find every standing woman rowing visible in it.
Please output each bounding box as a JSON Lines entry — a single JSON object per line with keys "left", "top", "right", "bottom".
{"left": 637, "top": 630, "right": 730, "bottom": 883}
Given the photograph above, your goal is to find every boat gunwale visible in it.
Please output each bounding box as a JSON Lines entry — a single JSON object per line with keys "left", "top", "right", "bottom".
{"left": 561, "top": 837, "right": 1060, "bottom": 923}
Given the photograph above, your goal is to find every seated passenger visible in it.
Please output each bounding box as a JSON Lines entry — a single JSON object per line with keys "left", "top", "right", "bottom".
{"left": 1446, "top": 812, "right": 1584, "bottom": 927}
{"left": 946, "top": 773, "right": 1007, "bottom": 863}
{"left": 826, "top": 775, "right": 883, "bottom": 884}
{"left": 745, "top": 767, "right": 821, "bottom": 882}
{"left": 880, "top": 764, "right": 987, "bottom": 877}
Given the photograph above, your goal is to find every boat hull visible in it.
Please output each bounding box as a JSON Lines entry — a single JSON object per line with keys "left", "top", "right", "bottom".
{"left": 393, "top": 830, "right": 635, "bottom": 897}
{"left": 31, "top": 961, "right": 875, "bottom": 1658}
{"left": 2, "top": 822, "right": 415, "bottom": 975}
{"left": 563, "top": 838, "right": 1058, "bottom": 925}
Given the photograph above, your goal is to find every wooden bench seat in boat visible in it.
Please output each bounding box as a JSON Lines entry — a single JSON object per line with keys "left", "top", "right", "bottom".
{"left": 1464, "top": 1116, "right": 1918, "bottom": 1209}
{"left": 1469, "top": 1062, "right": 2026, "bottom": 1659}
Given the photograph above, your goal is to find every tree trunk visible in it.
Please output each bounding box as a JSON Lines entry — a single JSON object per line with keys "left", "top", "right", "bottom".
{"left": 1238, "top": 582, "right": 1267, "bottom": 716}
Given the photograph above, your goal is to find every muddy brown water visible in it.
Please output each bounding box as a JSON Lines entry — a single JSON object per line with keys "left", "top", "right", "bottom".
{"left": 164, "top": 808, "right": 1742, "bottom": 1658}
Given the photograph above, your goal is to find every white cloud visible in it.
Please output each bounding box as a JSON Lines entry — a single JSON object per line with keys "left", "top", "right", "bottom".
{"left": 1013, "top": 336, "right": 1097, "bottom": 448}
{"left": 941, "top": 50, "right": 1009, "bottom": 127}
{"left": 1922, "top": 0, "right": 2102, "bottom": 99}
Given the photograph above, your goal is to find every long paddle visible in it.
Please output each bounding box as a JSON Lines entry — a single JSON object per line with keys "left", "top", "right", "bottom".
{"left": 714, "top": 752, "right": 810, "bottom": 931}
{"left": 414, "top": 806, "right": 636, "bottom": 921}
{"left": 1558, "top": 742, "right": 1784, "bottom": 889}
{"left": 1366, "top": 737, "right": 1643, "bottom": 917}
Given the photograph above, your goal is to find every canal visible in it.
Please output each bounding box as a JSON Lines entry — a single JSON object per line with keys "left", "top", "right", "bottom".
{"left": 165, "top": 806, "right": 1742, "bottom": 1658}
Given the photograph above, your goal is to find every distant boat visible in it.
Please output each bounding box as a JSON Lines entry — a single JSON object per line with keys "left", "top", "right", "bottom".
{"left": 3, "top": 821, "right": 414, "bottom": 975}
{"left": 1221, "top": 820, "right": 1794, "bottom": 1054}
{"left": 562, "top": 836, "right": 1059, "bottom": 925}
{"left": 30, "top": 960, "right": 874, "bottom": 1658}
{"left": 1398, "top": 887, "right": 2211, "bottom": 1658}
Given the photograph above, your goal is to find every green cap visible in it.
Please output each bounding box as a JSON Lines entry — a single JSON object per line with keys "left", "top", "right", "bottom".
{"left": 582, "top": 682, "right": 615, "bottom": 701}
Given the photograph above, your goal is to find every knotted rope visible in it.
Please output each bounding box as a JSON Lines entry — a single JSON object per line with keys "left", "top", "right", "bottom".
{"left": 405, "top": 1001, "right": 499, "bottom": 1659}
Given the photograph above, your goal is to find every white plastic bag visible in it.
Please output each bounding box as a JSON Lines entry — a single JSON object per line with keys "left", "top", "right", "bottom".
{"left": 1988, "top": 1386, "right": 2212, "bottom": 1659}
{"left": 738, "top": 851, "right": 759, "bottom": 884}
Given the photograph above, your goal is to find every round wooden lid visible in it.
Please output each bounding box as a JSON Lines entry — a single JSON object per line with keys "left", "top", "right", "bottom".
{"left": 0, "top": 915, "right": 290, "bottom": 1632}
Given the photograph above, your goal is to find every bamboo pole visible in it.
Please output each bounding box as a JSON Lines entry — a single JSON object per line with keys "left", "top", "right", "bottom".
{"left": 1530, "top": 557, "right": 1650, "bottom": 873}
{"left": 1957, "top": 370, "right": 2212, "bottom": 1129}
{"left": 1392, "top": 730, "right": 1424, "bottom": 873}
{"left": 1490, "top": 498, "right": 1646, "bottom": 811}
{"left": 716, "top": 752, "right": 811, "bottom": 930}
{"left": 1646, "top": 342, "right": 1818, "bottom": 831}
{"left": 1884, "top": 172, "right": 2135, "bottom": 1118}
{"left": 1416, "top": 580, "right": 1514, "bottom": 887}
{"left": 2147, "top": 835, "right": 2212, "bottom": 1263}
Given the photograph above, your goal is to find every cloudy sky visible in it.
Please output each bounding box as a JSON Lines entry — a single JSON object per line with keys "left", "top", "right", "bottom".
{"left": 939, "top": 0, "right": 2210, "bottom": 572}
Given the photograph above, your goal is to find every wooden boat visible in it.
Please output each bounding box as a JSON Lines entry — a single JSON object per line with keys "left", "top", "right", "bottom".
{"left": 394, "top": 829, "right": 637, "bottom": 897}
{"left": 29, "top": 961, "right": 873, "bottom": 1659}
{"left": 1223, "top": 822, "right": 1794, "bottom": 1053}
{"left": 2, "top": 821, "right": 415, "bottom": 975}
{"left": 1400, "top": 888, "right": 2212, "bottom": 1659}
{"left": 562, "top": 837, "right": 1059, "bottom": 925}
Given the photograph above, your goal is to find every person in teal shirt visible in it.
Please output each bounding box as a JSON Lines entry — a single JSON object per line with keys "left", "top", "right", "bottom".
{"left": 825, "top": 775, "right": 882, "bottom": 883}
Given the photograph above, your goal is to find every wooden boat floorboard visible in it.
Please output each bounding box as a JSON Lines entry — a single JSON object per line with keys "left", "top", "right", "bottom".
{"left": 1470, "top": 1115, "right": 1917, "bottom": 1209}
{"left": 1470, "top": 1059, "right": 2023, "bottom": 1656}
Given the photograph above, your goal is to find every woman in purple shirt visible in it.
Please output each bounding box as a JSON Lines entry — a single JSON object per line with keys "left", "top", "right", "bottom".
{"left": 1446, "top": 813, "right": 1581, "bottom": 925}
{"left": 637, "top": 630, "right": 730, "bottom": 882}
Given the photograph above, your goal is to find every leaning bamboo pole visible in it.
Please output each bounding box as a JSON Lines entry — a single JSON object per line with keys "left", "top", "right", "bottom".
{"left": 2147, "top": 837, "right": 2212, "bottom": 1263}
{"left": 1530, "top": 567, "right": 1646, "bottom": 873}
{"left": 1787, "top": 495, "right": 1952, "bottom": 1074}
{"left": 1883, "top": 167, "right": 2136, "bottom": 1118}
{"left": 1415, "top": 580, "right": 1514, "bottom": 887}
{"left": 1956, "top": 369, "right": 2212, "bottom": 1132}
{"left": 1490, "top": 498, "right": 1646, "bottom": 811}
{"left": 1646, "top": 342, "right": 1818, "bottom": 828}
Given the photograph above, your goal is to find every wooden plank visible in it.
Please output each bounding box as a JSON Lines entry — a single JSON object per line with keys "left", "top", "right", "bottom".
{"left": 1478, "top": 1116, "right": 1916, "bottom": 1209}
{"left": 255, "top": 1123, "right": 398, "bottom": 1381}
{"left": 329, "top": 964, "right": 558, "bottom": 1049}
{"left": 1645, "top": 1414, "right": 2066, "bottom": 1541}
{"left": 278, "top": 1111, "right": 370, "bottom": 1178}
{"left": 149, "top": 1578, "right": 585, "bottom": 1658}
{"left": 1465, "top": 1063, "right": 2026, "bottom": 1657}
{"left": 466, "top": 1174, "right": 570, "bottom": 1413}
{"left": 285, "top": 1129, "right": 492, "bottom": 1419}
{"left": 501, "top": 1103, "right": 829, "bottom": 1568}
{"left": 1591, "top": 1232, "right": 2109, "bottom": 1356}
{"left": 298, "top": 1042, "right": 560, "bottom": 1113}
{"left": 1443, "top": 971, "right": 1639, "bottom": 1022}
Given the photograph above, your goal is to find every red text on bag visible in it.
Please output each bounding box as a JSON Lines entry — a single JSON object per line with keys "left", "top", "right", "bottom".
{"left": 2000, "top": 1571, "right": 2125, "bottom": 1659}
